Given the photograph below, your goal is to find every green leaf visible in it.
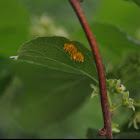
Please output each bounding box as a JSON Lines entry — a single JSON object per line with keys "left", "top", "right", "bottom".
{"left": 93, "top": 23, "right": 140, "bottom": 66}
{"left": 17, "top": 36, "right": 98, "bottom": 82}
{"left": 0, "top": 0, "right": 29, "bottom": 57}
{"left": 39, "top": 98, "right": 104, "bottom": 139}
{"left": 72, "top": 23, "right": 140, "bottom": 66}
{"left": 131, "top": 0, "right": 140, "bottom": 8}
{"left": 39, "top": 99, "right": 133, "bottom": 139}
{"left": 19, "top": 0, "right": 99, "bottom": 24}
{"left": 115, "top": 132, "right": 140, "bottom": 139}
{"left": 96, "top": 0, "right": 140, "bottom": 40}
{"left": 0, "top": 57, "right": 13, "bottom": 95}
{"left": 0, "top": 61, "right": 94, "bottom": 133}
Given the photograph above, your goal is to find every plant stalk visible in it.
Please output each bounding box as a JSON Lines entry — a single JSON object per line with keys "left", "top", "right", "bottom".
{"left": 69, "top": 0, "right": 113, "bottom": 139}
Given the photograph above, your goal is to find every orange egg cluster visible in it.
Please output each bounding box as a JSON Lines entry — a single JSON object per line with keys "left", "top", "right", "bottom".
{"left": 64, "top": 43, "right": 84, "bottom": 62}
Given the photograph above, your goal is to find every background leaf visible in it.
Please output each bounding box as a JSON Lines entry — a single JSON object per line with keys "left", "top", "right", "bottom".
{"left": 0, "top": 60, "right": 94, "bottom": 134}
{"left": 72, "top": 23, "right": 140, "bottom": 66}
{"left": 115, "top": 132, "right": 140, "bottom": 139}
{"left": 96, "top": 0, "right": 140, "bottom": 40}
{"left": 0, "top": 57, "right": 13, "bottom": 95}
{"left": 131, "top": 0, "right": 140, "bottom": 8}
{"left": 0, "top": 0, "right": 29, "bottom": 57}
{"left": 38, "top": 97, "right": 104, "bottom": 139}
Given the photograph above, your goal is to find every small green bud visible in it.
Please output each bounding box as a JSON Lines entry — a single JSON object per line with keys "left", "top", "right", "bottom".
{"left": 129, "top": 112, "right": 140, "bottom": 130}
{"left": 90, "top": 84, "right": 99, "bottom": 99}
{"left": 122, "top": 91, "right": 135, "bottom": 111}
{"left": 112, "top": 123, "right": 120, "bottom": 133}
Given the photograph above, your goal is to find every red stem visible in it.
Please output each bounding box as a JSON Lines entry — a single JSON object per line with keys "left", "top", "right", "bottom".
{"left": 69, "top": 0, "right": 113, "bottom": 139}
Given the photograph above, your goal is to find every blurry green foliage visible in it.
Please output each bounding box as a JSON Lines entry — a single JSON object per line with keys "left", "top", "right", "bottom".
{"left": 97, "top": 0, "right": 140, "bottom": 40}
{"left": 0, "top": 0, "right": 140, "bottom": 139}
{"left": 131, "top": 0, "right": 140, "bottom": 8}
{"left": 0, "top": 0, "right": 29, "bottom": 57}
